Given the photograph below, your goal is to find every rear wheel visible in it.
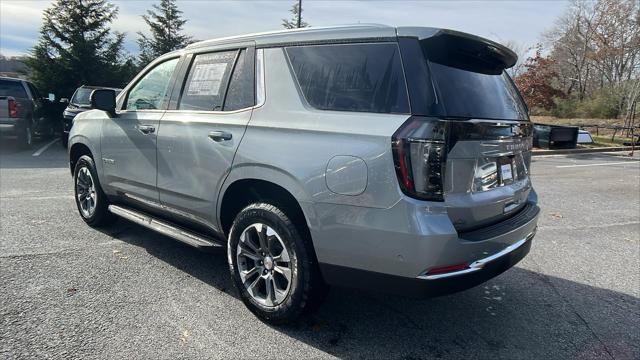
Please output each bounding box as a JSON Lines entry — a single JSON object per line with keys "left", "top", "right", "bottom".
{"left": 17, "top": 124, "right": 33, "bottom": 149}
{"left": 228, "top": 203, "right": 326, "bottom": 324}
{"left": 73, "top": 155, "right": 114, "bottom": 227}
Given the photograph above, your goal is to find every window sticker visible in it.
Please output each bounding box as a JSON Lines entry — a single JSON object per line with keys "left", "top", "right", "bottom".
{"left": 187, "top": 62, "right": 228, "bottom": 96}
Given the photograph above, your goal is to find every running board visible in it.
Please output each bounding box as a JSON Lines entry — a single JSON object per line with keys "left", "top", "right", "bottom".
{"left": 108, "top": 205, "right": 224, "bottom": 249}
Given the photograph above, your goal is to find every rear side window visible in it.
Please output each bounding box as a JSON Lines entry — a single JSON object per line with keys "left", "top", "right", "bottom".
{"left": 0, "top": 80, "right": 27, "bottom": 98}
{"left": 179, "top": 51, "right": 236, "bottom": 111}
{"left": 286, "top": 43, "right": 409, "bottom": 114}
{"left": 27, "top": 83, "right": 41, "bottom": 99}
{"left": 223, "top": 49, "right": 254, "bottom": 111}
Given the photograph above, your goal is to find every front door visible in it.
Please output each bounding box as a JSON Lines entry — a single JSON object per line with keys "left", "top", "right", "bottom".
{"left": 157, "top": 47, "right": 256, "bottom": 233}
{"left": 101, "top": 57, "right": 181, "bottom": 204}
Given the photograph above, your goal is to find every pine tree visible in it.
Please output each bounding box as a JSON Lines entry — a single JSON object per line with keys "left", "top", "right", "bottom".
{"left": 137, "top": 0, "right": 193, "bottom": 67}
{"left": 282, "top": 0, "right": 309, "bottom": 29}
{"left": 24, "top": 0, "right": 133, "bottom": 98}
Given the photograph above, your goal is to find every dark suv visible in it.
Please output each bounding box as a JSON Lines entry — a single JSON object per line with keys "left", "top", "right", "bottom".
{"left": 61, "top": 85, "right": 122, "bottom": 147}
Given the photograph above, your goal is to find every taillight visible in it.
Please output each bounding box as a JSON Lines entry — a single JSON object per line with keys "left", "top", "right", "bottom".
{"left": 392, "top": 117, "right": 447, "bottom": 201}
{"left": 8, "top": 99, "right": 18, "bottom": 118}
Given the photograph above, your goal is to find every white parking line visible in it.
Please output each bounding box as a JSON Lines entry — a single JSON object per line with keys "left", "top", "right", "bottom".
{"left": 32, "top": 138, "right": 59, "bottom": 157}
{"left": 556, "top": 161, "right": 640, "bottom": 168}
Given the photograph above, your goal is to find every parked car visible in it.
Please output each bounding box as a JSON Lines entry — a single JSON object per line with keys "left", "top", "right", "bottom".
{"left": 0, "top": 77, "right": 56, "bottom": 148}
{"left": 61, "top": 85, "right": 122, "bottom": 148}
{"left": 68, "top": 25, "right": 540, "bottom": 324}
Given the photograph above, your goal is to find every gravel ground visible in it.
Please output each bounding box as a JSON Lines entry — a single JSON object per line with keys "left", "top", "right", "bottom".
{"left": 1, "top": 138, "right": 638, "bottom": 359}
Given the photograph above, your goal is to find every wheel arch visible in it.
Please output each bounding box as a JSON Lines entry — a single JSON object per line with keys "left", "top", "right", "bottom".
{"left": 69, "top": 140, "right": 94, "bottom": 175}
{"left": 219, "top": 175, "right": 315, "bottom": 238}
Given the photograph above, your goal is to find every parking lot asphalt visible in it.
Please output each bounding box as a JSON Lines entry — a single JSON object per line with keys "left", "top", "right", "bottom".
{"left": 1, "top": 137, "right": 639, "bottom": 360}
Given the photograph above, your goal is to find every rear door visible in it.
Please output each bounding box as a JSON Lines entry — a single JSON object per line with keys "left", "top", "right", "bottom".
{"left": 101, "top": 57, "right": 181, "bottom": 204}
{"left": 157, "top": 45, "right": 255, "bottom": 233}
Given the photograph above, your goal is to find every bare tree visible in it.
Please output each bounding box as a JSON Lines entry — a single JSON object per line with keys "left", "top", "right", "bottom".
{"left": 545, "top": 0, "right": 639, "bottom": 119}
{"left": 501, "top": 40, "right": 532, "bottom": 78}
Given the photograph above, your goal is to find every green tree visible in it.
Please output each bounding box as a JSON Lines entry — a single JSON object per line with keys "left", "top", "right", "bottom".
{"left": 137, "top": 0, "right": 193, "bottom": 67}
{"left": 25, "top": 0, "right": 133, "bottom": 98}
{"left": 282, "top": 0, "right": 309, "bottom": 29}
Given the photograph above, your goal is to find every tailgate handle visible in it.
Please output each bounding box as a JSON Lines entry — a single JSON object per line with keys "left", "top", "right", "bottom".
{"left": 208, "top": 131, "right": 232, "bottom": 142}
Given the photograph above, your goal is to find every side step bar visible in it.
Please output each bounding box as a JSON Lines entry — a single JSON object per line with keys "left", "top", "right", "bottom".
{"left": 108, "top": 205, "right": 224, "bottom": 250}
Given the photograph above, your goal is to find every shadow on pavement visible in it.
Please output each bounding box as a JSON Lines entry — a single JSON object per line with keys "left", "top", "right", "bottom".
{"left": 101, "top": 219, "right": 639, "bottom": 360}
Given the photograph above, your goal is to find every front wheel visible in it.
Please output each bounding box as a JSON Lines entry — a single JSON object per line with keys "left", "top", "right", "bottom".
{"left": 73, "top": 155, "right": 114, "bottom": 227}
{"left": 228, "top": 203, "right": 326, "bottom": 324}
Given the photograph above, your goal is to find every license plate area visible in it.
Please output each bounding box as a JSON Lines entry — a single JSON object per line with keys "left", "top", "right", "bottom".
{"left": 473, "top": 155, "right": 526, "bottom": 192}
{"left": 498, "top": 156, "right": 514, "bottom": 185}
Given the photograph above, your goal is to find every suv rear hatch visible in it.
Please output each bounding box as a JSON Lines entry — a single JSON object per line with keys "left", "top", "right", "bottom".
{"left": 394, "top": 30, "right": 533, "bottom": 232}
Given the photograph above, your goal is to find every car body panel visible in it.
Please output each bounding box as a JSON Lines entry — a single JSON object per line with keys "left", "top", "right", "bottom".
{"left": 157, "top": 109, "right": 253, "bottom": 232}
{"left": 100, "top": 110, "right": 163, "bottom": 202}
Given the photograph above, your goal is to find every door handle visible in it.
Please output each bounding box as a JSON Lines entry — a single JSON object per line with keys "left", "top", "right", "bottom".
{"left": 137, "top": 124, "right": 156, "bottom": 134}
{"left": 208, "top": 131, "right": 232, "bottom": 142}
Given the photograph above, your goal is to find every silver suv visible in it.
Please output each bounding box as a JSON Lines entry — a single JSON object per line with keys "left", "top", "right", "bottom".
{"left": 69, "top": 25, "right": 539, "bottom": 324}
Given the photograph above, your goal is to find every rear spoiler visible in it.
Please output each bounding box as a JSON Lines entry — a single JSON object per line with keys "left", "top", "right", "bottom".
{"left": 397, "top": 27, "right": 517, "bottom": 75}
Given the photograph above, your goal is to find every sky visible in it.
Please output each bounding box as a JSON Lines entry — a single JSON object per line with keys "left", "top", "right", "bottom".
{"left": 0, "top": 0, "right": 569, "bottom": 58}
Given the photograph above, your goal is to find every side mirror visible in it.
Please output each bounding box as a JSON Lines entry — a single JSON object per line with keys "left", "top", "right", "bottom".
{"left": 59, "top": 98, "right": 69, "bottom": 104}
{"left": 90, "top": 89, "right": 116, "bottom": 116}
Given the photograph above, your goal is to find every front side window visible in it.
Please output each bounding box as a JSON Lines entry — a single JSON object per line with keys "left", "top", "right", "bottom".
{"left": 286, "top": 43, "right": 410, "bottom": 114}
{"left": 179, "top": 51, "right": 237, "bottom": 111}
{"left": 126, "top": 58, "right": 179, "bottom": 111}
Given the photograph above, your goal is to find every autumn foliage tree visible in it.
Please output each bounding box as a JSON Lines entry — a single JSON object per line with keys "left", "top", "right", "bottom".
{"left": 514, "top": 47, "right": 566, "bottom": 111}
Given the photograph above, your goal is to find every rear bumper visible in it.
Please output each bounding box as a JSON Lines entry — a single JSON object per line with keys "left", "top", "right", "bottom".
{"left": 0, "top": 119, "right": 20, "bottom": 134}
{"left": 320, "top": 229, "right": 534, "bottom": 297}
{"left": 313, "top": 192, "right": 539, "bottom": 297}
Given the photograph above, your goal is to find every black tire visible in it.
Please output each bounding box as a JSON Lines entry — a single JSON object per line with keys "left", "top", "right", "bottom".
{"left": 73, "top": 155, "right": 114, "bottom": 227}
{"left": 228, "top": 203, "right": 326, "bottom": 324}
{"left": 17, "top": 124, "right": 33, "bottom": 149}
{"left": 61, "top": 133, "right": 69, "bottom": 149}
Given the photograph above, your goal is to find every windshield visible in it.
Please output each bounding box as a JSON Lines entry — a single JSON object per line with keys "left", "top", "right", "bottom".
{"left": 71, "top": 87, "right": 93, "bottom": 106}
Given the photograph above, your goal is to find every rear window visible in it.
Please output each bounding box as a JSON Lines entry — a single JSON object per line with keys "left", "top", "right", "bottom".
{"left": 286, "top": 43, "right": 409, "bottom": 114}
{"left": 0, "top": 80, "right": 27, "bottom": 98}
{"left": 420, "top": 39, "right": 528, "bottom": 120}
{"left": 428, "top": 62, "right": 527, "bottom": 120}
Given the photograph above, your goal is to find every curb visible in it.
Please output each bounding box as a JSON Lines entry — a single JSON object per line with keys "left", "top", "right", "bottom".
{"left": 532, "top": 146, "right": 636, "bottom": 156}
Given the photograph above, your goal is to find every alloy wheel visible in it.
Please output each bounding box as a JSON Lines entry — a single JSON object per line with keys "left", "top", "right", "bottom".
{"left": 76, "top": 167, "right": 97, "bottom": 218}
{"left": 236, "top": 223, "right": 293, "bottom": 307}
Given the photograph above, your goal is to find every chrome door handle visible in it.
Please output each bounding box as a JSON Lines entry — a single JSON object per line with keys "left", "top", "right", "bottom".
{"left": 137, "top": 124, "right": 156, "bottom": 134}
{"left": 208, "top": 131, "right": 232, "bottom": 142}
